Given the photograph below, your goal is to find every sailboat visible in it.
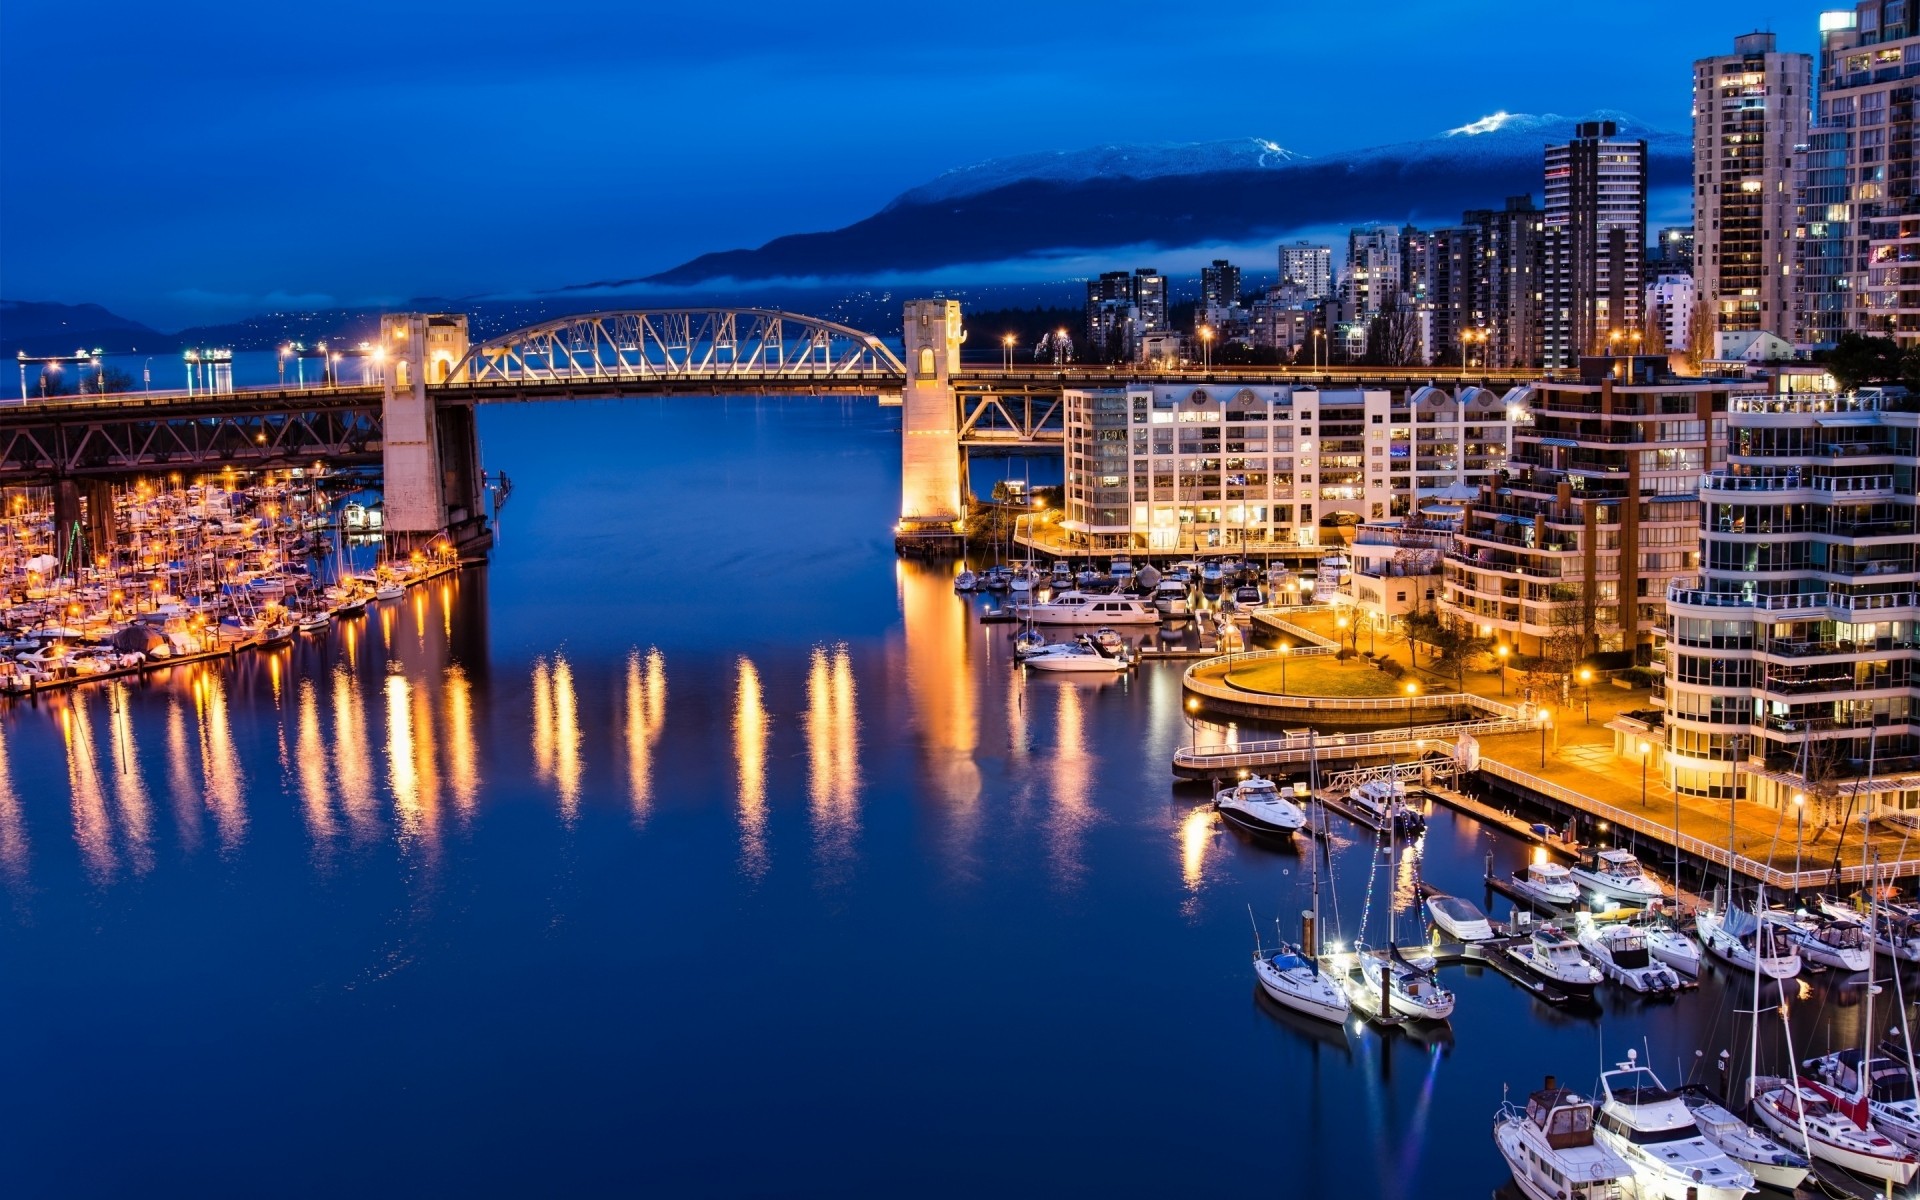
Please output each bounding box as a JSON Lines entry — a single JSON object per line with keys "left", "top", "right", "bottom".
{"left": 1250, "top": 795, "right": 1349, "bottom": 1025}
{"left": 1353, "top": 803, "right": 1455, "bottom": 1022}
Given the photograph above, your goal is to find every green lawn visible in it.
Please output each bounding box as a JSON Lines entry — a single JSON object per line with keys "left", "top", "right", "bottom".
{"left": 1223, "top": 655, "right": 1402, "bottom": 698}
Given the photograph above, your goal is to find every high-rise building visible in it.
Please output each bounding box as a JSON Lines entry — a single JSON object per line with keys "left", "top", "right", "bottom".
{"left": 1542, "top": 121, "right": 1648, "bottom": 367}
{"left": 1644, "top": 226, "right": 1696, "bottom": 287}
{"left": 1692, "top": 33, "right": 1811, "bottom": 349}
{"left": 1084, "top": 267, "right": 1169, "bottom": 360}
{"left": 1200, "top": 259, "right": 1243, "bottom": 309}
{"left": 1645, "top": 274, "right": 1697, "bottom": 352}
{"left": 1463, "top": 197, "right": 1545, "bottom": 369}
{"left": 1799, "top": 4, "right": 1920, "bottom": 344}
{"left": 1663, "top": 374, "right": 1918, "bottom": 807}
{"left": 1279, "top": 241, "right": 1333, "bottom": 301}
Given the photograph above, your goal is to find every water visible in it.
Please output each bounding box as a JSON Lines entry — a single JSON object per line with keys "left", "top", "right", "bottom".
{"left": 0, "top": 398, "right": 1902, "bottom": 1195}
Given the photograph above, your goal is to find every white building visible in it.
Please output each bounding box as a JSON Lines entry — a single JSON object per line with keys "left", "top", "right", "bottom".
{"left": 1645, "top": 273, "right": 1696, "bottom": 354}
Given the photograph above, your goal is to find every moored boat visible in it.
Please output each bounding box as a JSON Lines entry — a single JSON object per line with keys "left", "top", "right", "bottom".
{"left": 1697, "top": 903, "right": 1801, "bottom": 980}
{"left": 1426, "top": 894, "right": 1493, "bottom": 942}
{"left": 1504, "top": 923, "right": 1602, "bottom": 995}
{"left": 1678, "top": 1087, "right": 1809, "bottom": 1191}
{"left": 1593, "top": 1054, "right": 1755, "bottom": 1200}
{"left": 1346, "top": 777, "right": 1424, "bottom": 834}
{"left": 1213, "top": 774, "right": 1307, "bottom": 838}
{"left": 1494, "top": 1076, "right": 1632, "bottom": 1200}
{"left": 1254, "top": 944, "right": 1349, "bottom": 1024}
{"left": 1568, "top": 847, "right": 1667, "bottom": 907}
{"left": 1508, "top": 861, "right": 1580, "bottom": 910}
{"left": 1575, "top": 915, "right": 1682, "bottom": 993}
{"left": 1752, "top": 1075, "right": 1919, "bottom": 1186}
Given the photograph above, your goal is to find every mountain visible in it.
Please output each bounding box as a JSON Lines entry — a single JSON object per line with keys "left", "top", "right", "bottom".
{"left": 645, "top": 112, "right": 1689, "bottom": 285}
{"left": 0, "top": 300, "right": 169, "bottom": 356}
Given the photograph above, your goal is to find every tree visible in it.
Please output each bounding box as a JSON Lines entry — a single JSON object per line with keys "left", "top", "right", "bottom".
{"left": 1823, "top": 333, "right": 1906, "bottom": 391}
{"left": 1536, "top": 598, "right": 1589, "bottom": 708}
{"left": 1364, "top": 293, "right": 1423, "bottom": 367}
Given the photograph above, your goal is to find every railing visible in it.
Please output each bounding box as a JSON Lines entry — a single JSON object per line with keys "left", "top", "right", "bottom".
{"left": 1244, "top": 614, "right": 1339, "bottom": 651}
{"left": 1700, "top": 472, "right": 1901, "bottom": 495}
{"left": 1183, "top": 651, "right": 1524, "bottom": 719}
{"left": 1172, "top": 715, "right": 1533, "bottom": 772}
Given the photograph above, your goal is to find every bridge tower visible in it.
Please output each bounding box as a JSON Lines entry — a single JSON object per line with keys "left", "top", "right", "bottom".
{"left": 896, "top": 299, "right": 966, "bottom": 555}
{"left": 380, "top": 313, "right": 490, "bottom": 554}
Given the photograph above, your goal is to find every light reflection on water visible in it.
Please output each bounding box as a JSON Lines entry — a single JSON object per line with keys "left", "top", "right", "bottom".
{"left": 806, "top": 644, "right": 861, "bottom": 882}
{"left": 733, "top": 656, "right": 768, "bottom": 881}
{"left": 624, "top": 648, "right": 666, "bottom": 825}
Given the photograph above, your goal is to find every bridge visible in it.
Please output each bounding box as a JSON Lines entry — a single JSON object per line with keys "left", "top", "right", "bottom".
{"left": 0, "top": 300, "right": 1542, "bottom": 557}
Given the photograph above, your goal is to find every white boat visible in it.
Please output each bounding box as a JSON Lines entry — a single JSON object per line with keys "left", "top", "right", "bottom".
{"left": 1494, "top": 1078, "right": 1632, "bottom": 1200}
{"left": 1426, "top": 894, "right": 1493, "bottom": 942}
{"left": 1253, "top": 944, "right": 1350, "bottom": 1024}
{"left": 1311, "top": 553, "right": 1349, "bottom": 603}
{"left": 373, "top": 582, "right": 404, "bottom": 601}
{"left": 1012, "top": 629, "right": 1046, "bottom": 658}
{"left": 1509, "top": 861, "right": 1580, "bottom": 910}
{"left": 1227, "top": 585, "right": 1261, "bottom": 623}
{"left": 1346, "top": 777, "right": 1424, "bottom": 834}
{"left": 1008, "top": 567, "right": 1039, "bottom": 594}
{"left": 1806, "top": 1049, "right": 1920, "bottom": 1153}
{"left": 1050, "top": 562, "right": 1073, "bottom": 589}
{"left": 1780, "top": 911, "right": 1873, "bottom": 973}
{"left": 1752, "top": 1076, "right": 1919, "bottom": 1186}
{"left": 294, "top": 611, "right": 331, "bottom": 633}
{"left": 1354, "top": 947, "right": 1455, "bottom": 1021}
{"left": 1697, "top": 904, "right": 1801, "bottom": 980}
{"left": 1635, "top": 911, "right": 1702, "bottom": 976}
{"left": 1213, "top": 775, "right": 1307, "bottom": 837}
{"left": 1107, "top": 556, "right": 1134, "bottom": 582}
{"left": 1505, "top": 924, "right": 1602, "bottom": 995}
{"left": 1152, "top": 578, "right": 1190, "bottom": 617}
{"left": 1569, "top": 847, "right": 1667, "bottom": 907}
{"left": 1011, "top": 591, "right": 1159, "bottom": 626}
{"left": 1820, "top": 894, "right": 1920, "bottom": 962}
{"left": 1593, "top": 1055, "right": 1755, "bottom": 1200}
{"left": 1198, "top": 560, "right": 1224, "bottom": 586}
{"left": 1679, "top": 1089, "right": 1810, "bottom": 1191}
{"left": 953, "top": 570, "right": 978, "bottom": 592}
{"left": 1020, "top": 638, "right": 1131, "bottom": 674}
{"left": 1575, "top": 916, "right": 1683, "bottom": 993}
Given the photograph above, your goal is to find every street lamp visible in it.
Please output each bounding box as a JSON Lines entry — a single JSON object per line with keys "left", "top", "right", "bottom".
{"left": 1200, "top": 325, "right": 1214, "bottom": 372}
{"left": 1278, "top": 641, "right": 1290, "bottom": 693}
{"left": 1003, "top": 334, "right": 1015, "bottom": 371}
{"left": 1404, "top": 681, "right": 1419, "bottom": 739}
{"left": 1538, "top": 706, "right": 1553, "bottom": 768}
{"left": 1312, "top": 328, "right": 1324, "bottom": 372}
{"left": 278, "top": 346, "right": 290, "bottom": 387}
{"left": 1579, "top": 667, "right": 1593, "bottom": 724}
{"left": 1186, "top": 697, "right": 1199, "bottom": 740}
{"left": 1336, "top": 614, "right": 1349, "bottom": 661}
{"left": 1639, "top": 740, "right": 1650, "bottom": 808}
{"left": 1495, "top": 643, "right": 1509, "bottom": 696}
{"left": 1794, "top": 792, "right": 1805, "bottom": 881}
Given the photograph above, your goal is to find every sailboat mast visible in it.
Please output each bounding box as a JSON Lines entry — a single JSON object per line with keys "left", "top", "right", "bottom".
{"left": 1749, "top": 881, "right": 1765, "bottom": 1105}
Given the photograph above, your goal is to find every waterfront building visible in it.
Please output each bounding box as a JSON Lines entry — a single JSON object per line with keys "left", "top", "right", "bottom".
{"left": 1663, "top": 377, "right": 1918, "bottom": 809}
{"left": 1692, "top": 33, "right": 1811, "bottom": 348}
{"left": 1346, "top": 522, "right": 1449, "bottom": 629}
{"left": 1646, "top": 274, "right": 1697, "bottom": 354}
{"left": 1543, "top": 121, "right": 1648, "bottom": 368}
{"left": 1057, "top": 382, "right": 1512, "bottom": 552}
{"left": 1279, "top": 241, "right": 1333, "bottom": 301}
{"left": 1200, "top": 259, "right": 1243, "bottom": 309}
{"left": 1442, "top": 356, "right": 1761, "bottom": 663}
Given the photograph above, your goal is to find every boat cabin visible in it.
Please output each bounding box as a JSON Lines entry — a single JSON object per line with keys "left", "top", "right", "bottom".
{"left": 1527, "top": 1082, "right": 1599, "bottom": 1150}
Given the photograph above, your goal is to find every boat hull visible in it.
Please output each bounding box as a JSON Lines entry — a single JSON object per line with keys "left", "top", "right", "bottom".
{"left": 1254, "top": 959, "right": 1349, "bottom": 1024}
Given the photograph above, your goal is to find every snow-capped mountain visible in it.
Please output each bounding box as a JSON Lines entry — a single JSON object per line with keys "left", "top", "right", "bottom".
{"left": 645, "top": 112, "right": 1688, "bottom": 286}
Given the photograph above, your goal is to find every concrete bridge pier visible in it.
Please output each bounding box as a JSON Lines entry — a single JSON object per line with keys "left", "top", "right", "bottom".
{"left": 380, "top": 313, "right": 491, "bottom": 559}
{"left": 895, "top": 299, "right": 966, "bottom": 557}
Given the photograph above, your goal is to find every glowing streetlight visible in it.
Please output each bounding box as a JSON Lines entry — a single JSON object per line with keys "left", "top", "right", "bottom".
{"left": 1200, "top": 325, "right": 1215, "bottom": 372}
{"left": 1404, "top": 680, "right": 1419, "bottom": 739}
{"left": 1495, "top": 643, "right": 1509, "bottom": 696}
{"left": 1002, "top": 333, "right": 1015, "bottom": 371}
{"left": 1538, "top": 706, "right": 1553, "bottom": 768}
{"left": 1579, "top": 667, "right": 1593, "bottom": 724}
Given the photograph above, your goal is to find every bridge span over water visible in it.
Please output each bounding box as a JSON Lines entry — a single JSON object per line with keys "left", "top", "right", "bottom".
{"left": 0, "top": 301, "right": 1538, "bottom": 556}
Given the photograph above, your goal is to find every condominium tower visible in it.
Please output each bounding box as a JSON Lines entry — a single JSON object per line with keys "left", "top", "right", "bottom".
{"left": 1542, "top": 121, "right": 1648, "bottom": 368}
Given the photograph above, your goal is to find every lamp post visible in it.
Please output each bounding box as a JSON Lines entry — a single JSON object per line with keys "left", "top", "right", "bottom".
{"left": 1278, "top": 641, "right": 1290, "bottom": 693}
{"left": 1200, "top": 325, "right": 1214, "bottom": 372}
{"left": 1496, "top": 643, "right": 1509, "bottom": 696}
{"left": 1579, "top": 667, "right": 1593, "bottom": 724}
{"left": 1003, "top": 334, "right": 1015, "bottom": 371}
{"left": 1404, "top": 681, "right": 1419, "bottom": 740}
{"left": 1186, "top": 697, "right": 1199, "bottom": 740}
{"left": 1336, "top": 614, "right": 1349, "bottom": 661}
{"left": 1639, "top": 741, "right": 1650, "bottom": 808}
{"left": 142, "top": 357, "right": 153, "bottom": 392}
{"left": 1312, "top": 329, "right": 1324, "bottom": 372}
{"left": 1794, "top": 792, "right": 1805, "bottom": 881}
{"left": 1538, "top": 706, "right": 1553, "bottom": 768}
{"left": 278, "top": 346, "right": 289, "bottom": 387}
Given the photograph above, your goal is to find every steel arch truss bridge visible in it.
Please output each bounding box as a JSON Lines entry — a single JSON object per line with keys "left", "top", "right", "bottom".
{"left": 0, "top": 392, "right": 385, "bottom": 480}
{"left": 954, "top": 383, "right": 1065, "bottom": 445}
{"left": 451, "top": 310, "right": 907, "bottom": 384}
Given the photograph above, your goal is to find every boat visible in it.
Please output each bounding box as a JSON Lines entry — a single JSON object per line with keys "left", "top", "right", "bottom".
{"left": 1696, "top": 902, "right": 1801, "bottom": 980}
{"left": 373, "top": 581, "right": 404, "bottom": 602}
{"left": 1677, "top": 1087, "right": 1810, "bottom": 1192}
{"left": 1012, "top": 629, "right": 1046, "bottom": 658}
{"left": 1568, "top": 847, "right": 1667, "bottom": 907}
{"left": 982, "top": 565, "right": 1013, "bottom": 592}
{"left": 1198, "top": 560, "right": 1223, "bottom": 587}
{"left": 1426, "top": 894, "right": 1494, "bottom": 943}
{"left": 1355, "top": 946, "right": 1455, "bottom": 1021}
{"left": 1779, "top": 911, "right": 1873, "bottom": 973}
{"left": 1311, "top": 553, "right": 1349, "bottom": 603}
{"left": 1592, "top": 1053, "right": 1755, "bottom": 1200}
{"left": 1107, "top": 556, "right": 1134, "bottom": 583}
{"left": 1504, "top": 923, "right": 1602, "bottom": 995}
{"left": 1253, "top": 943, "right": 1349, "bottom": 1025}
{"left": 1050, "top": 562, "right": 1073, "bottom": 589}
{"left": 1820, "top": 893, "right": 1920, "bottom": 962}
{"left": 1228, "top": 585, "right": 1262, "bottom": 623}
{"left": 1010, "top": 591, "right": 1159, "bottom": 626}
{"left": 294, "top": 611, "right": 331, "bottom": 634}
{"left": 1805, "top": 1048, "right": 1920, "bottom": 1153}
{"left": 1575, "top": 916, "right": 1683, "bottom": 993}
{"left": 1752, "top": 1076, "right": 1919, "bottom": 1186}
{"left": 1345, "top": 777, "right": 1424, "bottom": 834}
{"left": 1494, "top": 1076, "right": 1633, "bottom": 1200}
{"left": 1508, "top": 861, "right": 1580, "bottom": 910}
{"left": 1008, "top": 566, "right": 1039, "bottom": 594}
{"left": 953, "top": 570, "right": 978, "bottom": 592}
{"left": 1634, "top": 909, "right": 1702, "bottom": 976}
{"left": 1213, "top": 775, "right": 1307, "bottom": 838}
{"left": 1152, "top": 578, "right": 1190, "bottom": 617}
{"left": 1020, "top": 637, "right": 1131, "bottom": 674}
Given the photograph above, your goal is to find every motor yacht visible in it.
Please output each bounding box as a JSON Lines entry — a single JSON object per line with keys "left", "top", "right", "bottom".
{"left": 1780, "top": 911, "right": 1873, "bottom": 973}
{"left": 1426, "top": 894, "right": 1494, "bottom": 942}
{"left": 1253, "top": 944, "right": 1349, "bottom": 1024}
{"left": 1012, "top": 629, "right": 1046, "bottom": 659}
{"left": 1569, "top": 848, "right": 1667, "bottom": 907}
{"left": 1011, "top": 591, "right": 1159, "bottom": 626}
{"left": 1819, "top": 894, "right": 1920, "bottom": 962}
{"left": 1697, "top": 904, "right": 1801, "bottom": 980}
{"left": 1505, "top": 923, "right": 1602, "bottom": 995}
{"left": 1590, "top": 1055, "right": 1754, "bottom": 1200}
{"left": 1020, "top": 636, "right": 1131, "bottom": 674}
{"left": 1752, "top": 1075, "right": 1920, "bottom": 1186}
{"left": 1805, "top": 1048, "right": 1920, "bottom": 1153}
{"left": 1354, "top": 947, "right": 1454, "bottom": 1021}
{"left": 1228, "top": 585, "right": 1262, "bottom": 623}
{"left": 953, "top": 570, "right": 978, "bottom": 592}
{"left": 1198, "top": 560, "right": 1224, "bottom": 587}
{"left": 1311, "top": 553, "right": 1350, "bottom": 603}
{"left": 1050, "top": 562, "right": 1073, "bottom": 590}
{"left": 1575, "top": 916, "right": 1683, "bottom": 993}
{"left": 1634, "top": 909, "right": 1702, "bottom": 976}
{"left": 1152, "top": 578, "right": 1190, "bottom": 617}
{"left": 1107, "top": 556, "right": 1134, "bottom": 584}
{"left": 1494, "top": 1077, "right": 1632, "bottom": 1200}
{"left": 1346, "top": 777, "right": 1424, "bottom": 834}
{"left": 1677, "top": 1088, "right": 1809, "bottom": 1192}
{"left": 1213, "top": 774, "right": 1307, "bottom": 838}
{"left": 1508, "top": 861, "right": 1580, "bottom": 910}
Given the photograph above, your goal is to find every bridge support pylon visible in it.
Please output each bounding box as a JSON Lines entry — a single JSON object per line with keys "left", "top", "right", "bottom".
{"left": 895, "top": 299, "right": 967, "bottom": 557}
{"left": 381, "top": 314, "right": 491, "bottom": 558}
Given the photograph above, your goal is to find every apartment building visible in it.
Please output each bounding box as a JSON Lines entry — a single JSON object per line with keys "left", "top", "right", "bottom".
{"left": 1442, "top": 357, "right": 1760, "bottom": 663}
{"left": 1663, "top": 379, "right": 1918, "bottom": 808}
{"left": 1543, "top": 121, "right": 1648, "bottom": 368}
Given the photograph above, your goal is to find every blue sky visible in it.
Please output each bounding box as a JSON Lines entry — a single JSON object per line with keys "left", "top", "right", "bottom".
{"left": 1, "top": 0, "right": 1820, "bottom": 328}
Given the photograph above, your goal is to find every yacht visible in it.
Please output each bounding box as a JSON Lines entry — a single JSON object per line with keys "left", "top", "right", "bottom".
{"left": 1012, "top": 628, "right": 1046, "bottom": 659}
{"left": 953, "top": 570, "right": 978, "bottom": 593}
{"left": 1575, "top": 916, "right": 1683, "bottom": 994}
{"left": 1311, "top": 553, "right": 1350, "bottom": 603}
{"left": 374, "top": 580, "right": 405, "bottom": 602}
{"left": 1569, "top": 848, "right": 1667, "bottom": 907}
{"left": 1508, "top": 861, "right": 1580, "bottom": 910}
{"left": 1198, "top": 560, "right": 1224, "bottom": 587}
{"left": 1228, "top": 584, "right": 1262, "bottom": 623}
{"left": 1806, "top": 1049, "right": 1920, "bottom": 1153}
{"left": 1346, "top": 777, "right": 1424, "bottom": 834}
{"left": 1354, "top": 947, "right": 1455, "bottom": 1021}
{"left": 1426, "top": 894, "right": 1494, "bottom": 942}
{"left": 1010, "top": 591, "right": 1159, "bottom": 626}
{"left": 1020, "top": 637, "right": 1131, "bottom": 674}
{"left": 1050, "top": 562, "right": 1073, "bottom": 589}
{"left": 1253, "top": 944, "right": 1350, "bottom": 1025}
{"left": 1213, "top": 775, "right": 1308, "bottom": 838}
{"left": 1752, "top": 1075, "right": 1919, "bottom": 1186}
{"left": 1008, "top": 566, "right": 1040, "bottom": 594}
{"left": 1678, "top": 1088, "right": 1810, "bottom": 1192}
{"left": 1152, "top": 578, "right": 1190, "bottom": 617}
{"left": 1592, "top": 1055, "right": 1755, "bottom": 1200}
{"left": 1634, "top": 910, "right": 1702, "bottom": 976}
{"left": 1494, "top": 1077, "right": 1632, "bottom": 1200}
{"left": 1107, "top": 556, "right": 1134, "bottom": 584}
{"left": 1820, "top": 894, "right": 1920, "bottom": 962}
{"left": 1780, "top": 911, "right": 1873, "bottom": 973}
{"left": 1505, "top": 923, "right": 1602, "bottom": 995}
{"left": 983, "top": 565, "right": 1013, "bottom": 592}
{"left": 1696, "top": 904, "right": 1801, "bottom": 980}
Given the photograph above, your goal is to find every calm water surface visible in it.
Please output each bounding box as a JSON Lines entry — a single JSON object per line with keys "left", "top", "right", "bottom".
{"left": 0, "top": 399, "right": 1901, "bottom": 1196}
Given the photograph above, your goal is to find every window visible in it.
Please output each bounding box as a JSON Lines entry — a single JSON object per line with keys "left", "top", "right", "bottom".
{"left": 917, "top": 347, "right": 936, "bottom": 378}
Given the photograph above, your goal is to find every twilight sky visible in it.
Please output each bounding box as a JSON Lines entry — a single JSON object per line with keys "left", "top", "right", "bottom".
{"left": 2, "top": 0, "right": 1818, "bottom": 328}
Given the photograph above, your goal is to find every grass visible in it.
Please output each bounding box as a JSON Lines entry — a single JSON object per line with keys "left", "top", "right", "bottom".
{"left": 1223, "top": 655, "right": 1402, "bottom": 698}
